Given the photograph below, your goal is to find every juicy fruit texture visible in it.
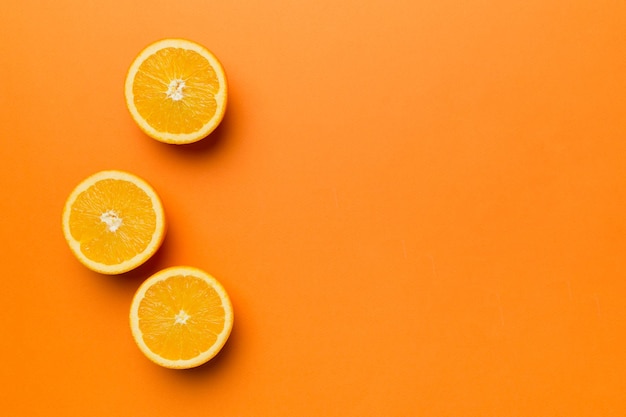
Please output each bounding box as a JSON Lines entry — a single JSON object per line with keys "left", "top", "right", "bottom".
{"left": 124, "top": 38, "right": 228, "bottom": 144}
{"left": 129, "top": 266, "right": 234, "bottom": 369}
{"left": 62, "top": 170, "right": 166, "bottom": 274}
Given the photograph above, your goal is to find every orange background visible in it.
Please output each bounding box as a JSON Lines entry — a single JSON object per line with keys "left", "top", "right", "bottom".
{"left": 1, "top": 1, "right": 626, "bottom": 415}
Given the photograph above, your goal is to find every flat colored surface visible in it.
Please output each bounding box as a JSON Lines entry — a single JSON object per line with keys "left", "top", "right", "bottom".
{"left": 1, "top": 1, "right": 625, "bottom": 415}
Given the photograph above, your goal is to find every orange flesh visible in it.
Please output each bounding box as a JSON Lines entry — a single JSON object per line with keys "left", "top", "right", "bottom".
{"left": 68, "top": 179, "right": 157, "bottom": 265}
{"left": 137, "top": 275, "right": 226, "bottom": 361}
{"left": 133, "top": 47, "right": 219, "bottom": 134}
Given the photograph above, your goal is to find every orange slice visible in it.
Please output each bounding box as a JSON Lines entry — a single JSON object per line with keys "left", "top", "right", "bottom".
{"left": 129, "top": 266, "right": 234, "bottom": 369}
{"left": 62, "top": 170, "right": 166, "bottom": 275}
{"left": 124, "top": 38, "right": 228, "bottom": 144}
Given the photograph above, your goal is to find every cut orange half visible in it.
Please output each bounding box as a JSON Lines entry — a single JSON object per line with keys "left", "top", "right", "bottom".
{"left": 62, "top": 170, "right": 166, "bottom": 274}
{"left": 124, "top": 38, "right": 228, "bottom": 144}
{"left": 129, "top": 266, "right": 234, "bottom": 369}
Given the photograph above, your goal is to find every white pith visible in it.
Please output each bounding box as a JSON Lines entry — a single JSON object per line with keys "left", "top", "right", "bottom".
{"left": 166, "top": 79, "right": 185, "bottom": 101}
{"left": 174, "top": 309, "right": 191, "bottom": 325}
{"left": 100, "top": 210, "right": 123, "bottom": 232}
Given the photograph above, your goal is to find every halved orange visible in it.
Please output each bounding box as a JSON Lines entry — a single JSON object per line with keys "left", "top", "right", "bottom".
{"left": 62, "top": 170, "right": 166, "bottom": 274}
{"left": 129, "top": 266, "right": 234, "bottom": 369}
{"left": 124, "top": 38, "right": 228, "bottom": 144}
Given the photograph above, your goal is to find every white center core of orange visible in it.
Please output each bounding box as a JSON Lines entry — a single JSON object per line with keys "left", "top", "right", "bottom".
{"left": 100, "top": 210, "right": 123, "bottom": 232}
{"left": 174, "top": 309, "right": 190, "bottom": 325}
{"left": 166, "top": 79, "right": 185, "bottom": 101}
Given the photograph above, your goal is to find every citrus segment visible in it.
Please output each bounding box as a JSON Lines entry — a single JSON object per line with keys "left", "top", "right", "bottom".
{"left": 62, "top": 170, "right": 166, "bottom": 274}
{"left": 129, "top": 266, "right": 234, "bottom": 369}
{"left": 125, "top": 38, "right": 228, "bottom": 144}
